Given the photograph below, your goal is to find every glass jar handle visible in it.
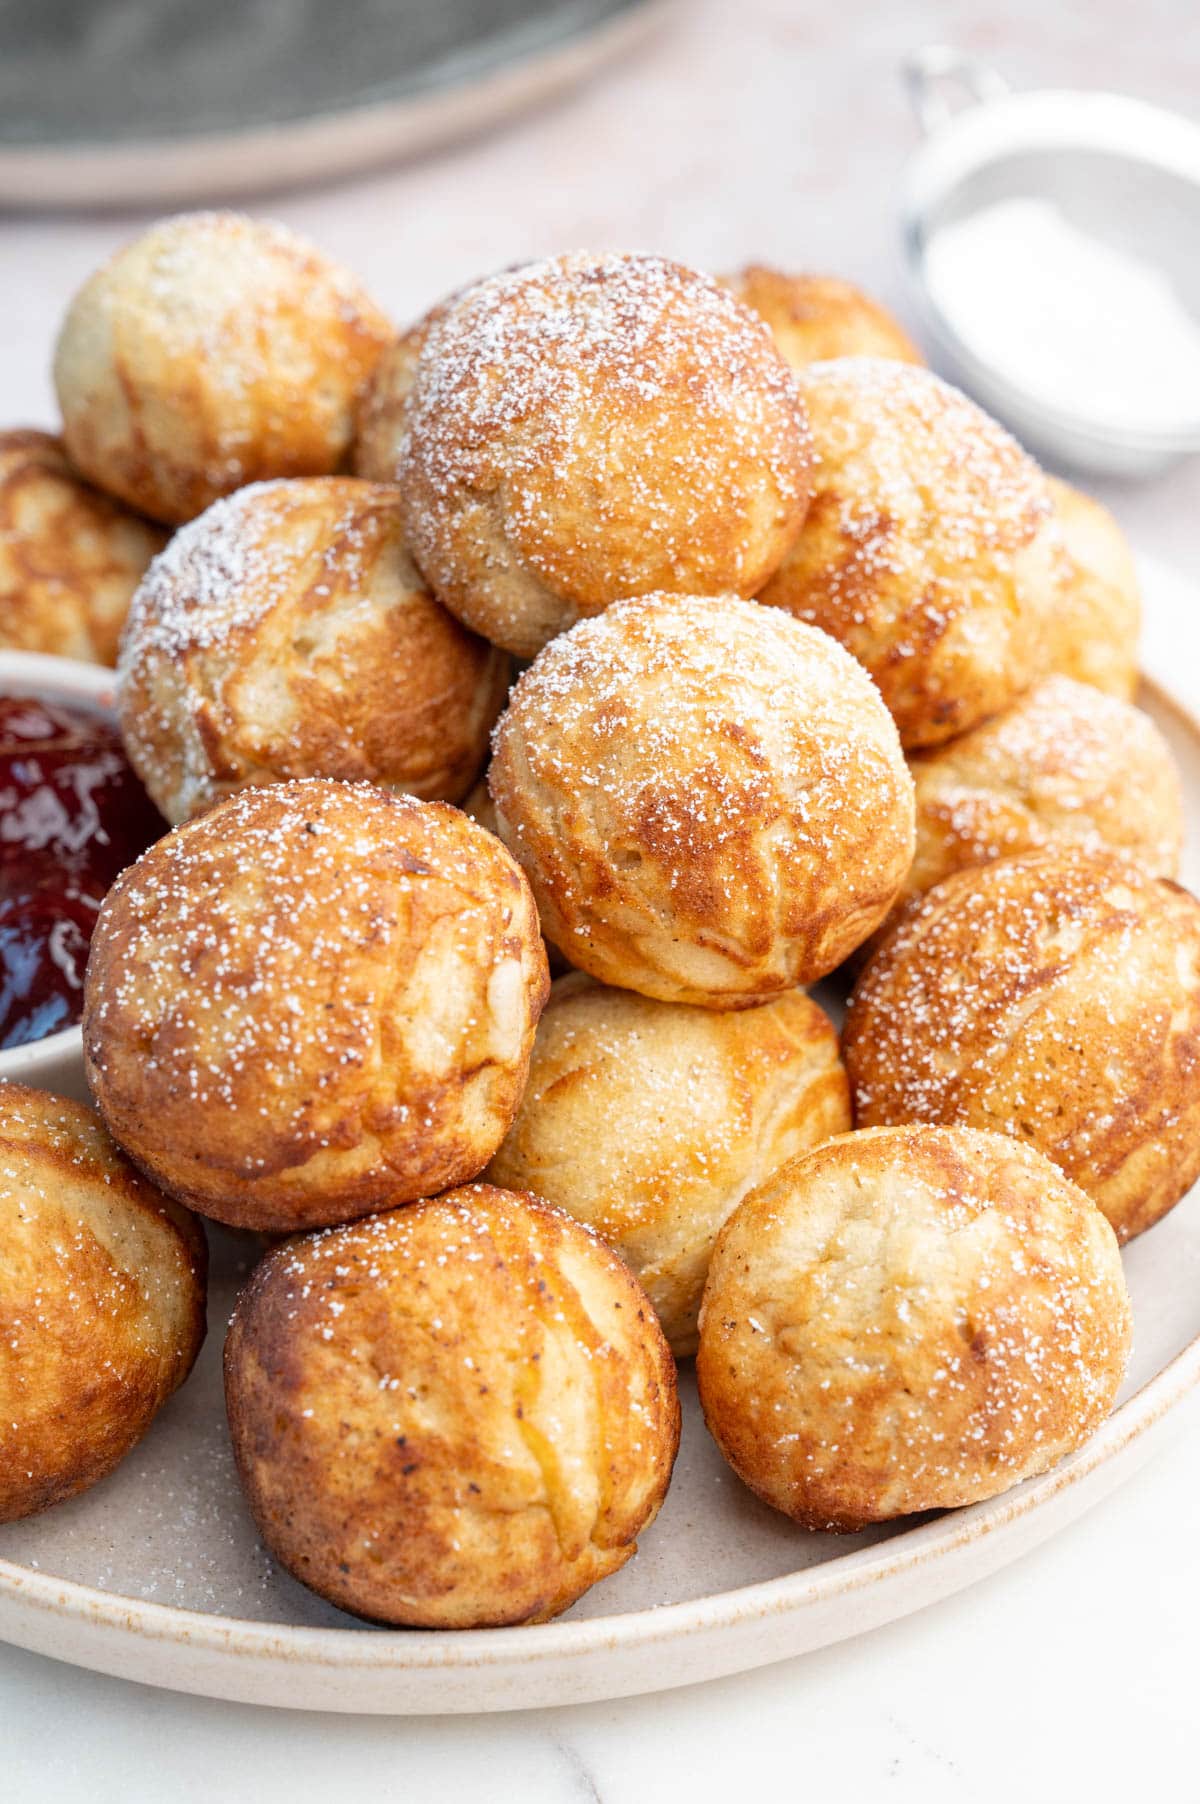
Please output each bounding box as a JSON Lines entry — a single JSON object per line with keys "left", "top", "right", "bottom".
{"left": 904, "top": 46, "right": 1010, "bottom": 137}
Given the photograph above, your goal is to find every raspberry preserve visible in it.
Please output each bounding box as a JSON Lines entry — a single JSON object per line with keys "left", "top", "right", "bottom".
{"left": 0, "top": 693, "right": 165, "bottom": 1049}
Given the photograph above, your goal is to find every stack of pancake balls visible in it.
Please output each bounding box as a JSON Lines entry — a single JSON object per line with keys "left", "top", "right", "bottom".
{"left": 1, "top": 210, "right": 1196, "bottom": 1631}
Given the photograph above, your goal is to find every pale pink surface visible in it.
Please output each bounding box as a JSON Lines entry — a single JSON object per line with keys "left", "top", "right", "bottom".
{"left": 2, "top": 2, "right": 1200, "bottom": 1788}
{"left": 1, "top": 0, "right": 1197, "bottom": 557}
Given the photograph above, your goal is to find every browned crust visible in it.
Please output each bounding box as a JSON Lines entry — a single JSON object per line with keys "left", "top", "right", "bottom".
{"left": 117, "top": 476, "right": 510, "bottom": 822}
{"left": 396, "top": 253, "right": 814, "bottom": 657}
{"left": 843, "top": 847, "right": 1200, "bottom": 1242}
{"left": 352, "top": 315, "right": 439, "bottom": 482}
{"left": 1044, "top": 476, "right": 1141, "bottom": 700}
{"left": 0, "top": 428, "right": 167, "bottom": 664}
{"left": 224, "top": 1183, "right": 680, "bottom": 1627}
{"left": 723, "top": 267, "right": 924, "bottom": 370}
{"left": 489, "top": 594, "right": 914, "bottom": 1004}
{"left": 53, "top": 214, "right": 393, "bottom": 525}
{"left": 696, "top": 1125, "right": 1131, "bottom": 1530}
{"left": 893, "top": 674, "right": 1184, "bottom": 914}
{"left": 758, "top": 359, "right": 1065, "bottom": 749}
{"left": 0, "top": 1082, "right": 206, "bottom": 1522}
{"left": 487, "top": 978, "right": 851, "bottom": 1353}
{"left": 84, "top": 780, "right": 550, "bottom": 1233}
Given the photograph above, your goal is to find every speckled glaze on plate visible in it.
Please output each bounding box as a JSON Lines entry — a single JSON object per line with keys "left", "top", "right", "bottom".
{"left": 1, "top": 559, "right": 1198, "bottom": 1713}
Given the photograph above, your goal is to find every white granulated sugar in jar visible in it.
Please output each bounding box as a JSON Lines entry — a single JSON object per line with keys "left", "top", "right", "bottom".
{"left": 923, "top": 196, "right": 1200, "bottom": 434}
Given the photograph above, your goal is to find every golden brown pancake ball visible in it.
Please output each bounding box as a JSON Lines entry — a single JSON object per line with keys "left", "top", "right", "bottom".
{"left": 758, "top": 358, "right": 1065, "bottom": 748}
{"left": 117, "top": 476, "right": 509, "bottom": 823}
{"left": 0, "top": 429, "right": 167, "bottom": 665}
{"left": 697, "top": 1125, "right": 1130, "bottom": 1531}
{"left": 462, "top": 772, "right": 572, "bottom": 979}
{"left": 0, "top": 1082, "right": 206, "bottom": 1522}
{"left": 84, "top": 779, "right": 549, "bottom": 1233}
{"left": 355, "top": 272, "right": 537, "bottom": 483}
{"left": 899, "top": 675, "right": 1182, "bottom": 912}
{"left": 1045, "top": 476, "right": 1141, "bottom": 700}
{"left": 844, "top": 847, "right": 1200, "bottom": 1243}
{"left": 53, "top": 212, "right": 393, "bottom": 526}
{"left": 722, "top": 267, "right": 923, "bottom": 370}
{"left": 488, "top": 975, "right": 850, "bottom": 1355}
{"left": 396, "top": 252, "right": 814, "bottom": 657}
{"left": 224, "top": 1183, "right": 680, "bottom": 1627}
{"left": 489, "top": 593, "right": 915, "bottom": 1006}
{"left": 353, "top": 314, "right": 436, "bottom": 483}
{"left": 354, "top": 274, "right": 518, "bottom": 484}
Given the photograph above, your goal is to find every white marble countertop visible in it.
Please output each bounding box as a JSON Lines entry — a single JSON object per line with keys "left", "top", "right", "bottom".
{"left": 4, "top": 1393, "right": 1200, "bottom": 1801}
{"left": 2, "top": 1, "right": 1199, "bottom": 1794}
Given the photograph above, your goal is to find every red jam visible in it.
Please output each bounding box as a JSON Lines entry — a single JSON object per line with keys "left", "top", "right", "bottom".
{"left": 0, "top": 694, "right": 165, "bottom": 1049}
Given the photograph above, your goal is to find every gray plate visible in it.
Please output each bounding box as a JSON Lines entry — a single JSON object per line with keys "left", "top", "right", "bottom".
{"left": 0, "top": 0, "right": 670, "bottom": 207}
{"left": 2, "top": 639, "right": 1200, "bottom": 1710}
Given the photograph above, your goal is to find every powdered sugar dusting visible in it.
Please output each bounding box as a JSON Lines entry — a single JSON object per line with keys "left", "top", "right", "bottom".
{"left": 699, "top": 1125, "right": 1132, "bottom": 1524}
{"left": 797, "top": 355, "right": 1056, "bottom": 579}
{"left": 129, "top": 209, "right": 387, "bottom": 359}
{"left": 496, "top": 594, "right": 901, "bottom": 859}
{"left": 490, "top": 593, "right": 914, "bottom": 995}
{"left": 905, "top": 673, "right": 1184, "bottom": 898}
{"left": 397, "top": 252, "right": 812, "bottom": 648}
{"left": 762, "top": 355, "right": 1065, "bottom": 745}
{"left": 844, "top": 846, "right": 1200, "bottom": 1239}
{"left": 85, "top": 779, "right": 540, "bottom": 1151}
{"left": 119, "top": 482, "right": 298, "bottom": 668}
{"left": 56, "top": 210, "right": 392, "bottom": 524}
{"left": 116, "top": 482, "right": 324, "bottom": 815}
{"left": 254, "top": 1184, "right": 621, "bottom": 1346}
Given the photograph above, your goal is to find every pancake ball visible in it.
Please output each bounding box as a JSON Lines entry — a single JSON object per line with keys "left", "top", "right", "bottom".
{"left": 354, "top": 274, "right": 526, "bottom": 482}
{"left": 353, "top": 330, "right": 423, "bottom": 484}
{"left": 353, "top": 302, "right": 448, "bottom": 482}
{"left": 844, "top": 847, "right": 1200, "bottom": 1243}
{"left": 117, "top": 477, "right": 509, "bottom": 823}
{"left": 488, "top": 975, "right": 850, "bottom": 1355}
{"left": 898, "top": 675, "right": 1182, "bottom": 914}
{"left": 697, "top": 1124, "right": 1130, "bottom": 1531}
{"left": 84, "top": 780, "right": 549, "bottom": 1233}
{"left": 396, "top": 252, "right": 814, "bottom": 657}
{"left": 489, "top": 593, "right": 915, "bottom": 1005}
{"left": 1045, "top": 477, "right": 1141, "bottom": 700}
{"left": 224, "top": 1183, "right": 680, "bottom": 1626}
{"left": 723, "top": 267, "right": 923, "bottom": 370}
{"left": 0, "top": 429, "right": 167, "bottom": 665}
{"left": 54, "top": 212, "right": 392, "bottom": 526}
{"left": 463, "top": 773, "right": 571, "bottom": 978}
{"left": 758, "top": 358, "right": 1064, "bottom": 748}
{"left": 0, "top": 1082, "right": 206, "bottom": 1522}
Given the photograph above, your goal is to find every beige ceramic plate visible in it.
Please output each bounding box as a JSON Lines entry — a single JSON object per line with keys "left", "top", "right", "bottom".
{"left": 1, "top": 560, "right": 1198, "bottom": 1713}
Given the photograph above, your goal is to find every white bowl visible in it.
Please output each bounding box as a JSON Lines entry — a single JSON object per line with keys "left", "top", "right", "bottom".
{"left": 0, "top": 650, "right": 122, "bottom": 1105}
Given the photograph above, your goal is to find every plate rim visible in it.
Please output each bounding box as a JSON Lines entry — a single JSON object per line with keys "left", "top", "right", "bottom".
{"left": 1, "top": 1302, "right": 1197, "bottom": 1674}
{"left": 1, "top": 654, "right": 1197, "bottom": 1699}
